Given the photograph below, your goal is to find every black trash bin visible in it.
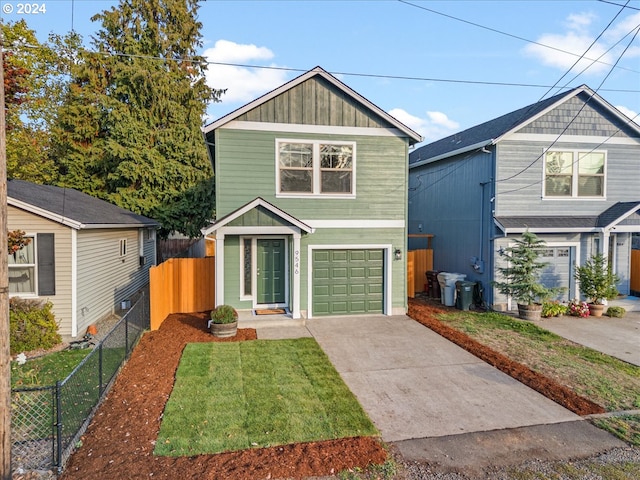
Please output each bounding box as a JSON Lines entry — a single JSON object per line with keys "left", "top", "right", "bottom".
{"left": 455, "top": 280, "right": 476, "bottom": 310}
{"left": 426, "top": 270, "right": 441, "bottom": 299}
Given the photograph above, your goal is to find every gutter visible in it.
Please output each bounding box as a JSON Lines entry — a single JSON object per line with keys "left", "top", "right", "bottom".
{"left": 410, "top": 139, "right": 494, "bottom": 169}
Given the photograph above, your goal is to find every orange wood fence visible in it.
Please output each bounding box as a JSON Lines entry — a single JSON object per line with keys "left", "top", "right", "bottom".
{"left": 407, "top": 249, "right": 434, "bottom": 298}
{"left": 631, "top": 250, "right": 640, "bottom": 294}
{"left": 150, "top": 257, "right": 215, "bottom": 330}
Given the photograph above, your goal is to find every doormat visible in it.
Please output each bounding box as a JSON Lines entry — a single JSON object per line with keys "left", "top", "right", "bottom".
{"left": 254, "top": 309, "right": 287, "bottom": 315}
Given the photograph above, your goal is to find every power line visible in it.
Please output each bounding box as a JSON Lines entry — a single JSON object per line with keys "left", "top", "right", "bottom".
{"left": 398, "top": 0, "right": 640, "bottom": 75}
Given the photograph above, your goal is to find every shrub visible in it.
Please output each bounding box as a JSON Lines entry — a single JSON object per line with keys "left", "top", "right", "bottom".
{"left": 10, "top": 298, "right": 61, "bottom": 355}
{"left": 210, "top": 304, "right": 238, "bottom": 324}
{"left": 605, "top": 306, "right": 626, "bottom": 318}
{"left": 568, "top": 299, "right": 590, "bottom": 318}
{"left": 542, "top": 301, "right": 568, "bottom": 318}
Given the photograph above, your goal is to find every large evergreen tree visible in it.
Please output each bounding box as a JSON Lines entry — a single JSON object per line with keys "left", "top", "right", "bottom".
{"left": 53, "top": 0, "right": 224, "bottom": 237}
{"left": 3, "top": 21, "right": 77, "bottom": 184}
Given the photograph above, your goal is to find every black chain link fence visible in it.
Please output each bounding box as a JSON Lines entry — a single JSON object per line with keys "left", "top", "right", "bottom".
{"left": 11, "top": 292, "right": 150, "bottom": 474}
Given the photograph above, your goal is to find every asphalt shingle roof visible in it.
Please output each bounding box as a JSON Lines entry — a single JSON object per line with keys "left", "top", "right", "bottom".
{"left": 8, "top": 179, "right": 158, "bottom": 228}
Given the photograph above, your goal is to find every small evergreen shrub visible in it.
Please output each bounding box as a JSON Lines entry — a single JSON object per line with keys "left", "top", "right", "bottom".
{"left": 210, "top": 305, "right": 238, "bottom": 324}
{"left": 605, "top": 306, "right": 626, "bottom": 318}
{"left": 10, "top": 298, "right": 61, "bottom": 355}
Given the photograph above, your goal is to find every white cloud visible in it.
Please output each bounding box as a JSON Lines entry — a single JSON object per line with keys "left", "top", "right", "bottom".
{"left": 203, "top": 39, "right": 289, "bottom": 104}
{"left": 523, "top": 11, "right": 614, "bottom": 75}
{"left": 615, "top": 105, "right": 639, "bottom": 124}
{"left": 389, "top": 108, "right": 460, "bottom": 143}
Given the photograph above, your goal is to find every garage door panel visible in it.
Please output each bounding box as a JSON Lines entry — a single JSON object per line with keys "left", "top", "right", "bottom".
{"left": 312, "top": 249, "right": 384, "bottom": 316}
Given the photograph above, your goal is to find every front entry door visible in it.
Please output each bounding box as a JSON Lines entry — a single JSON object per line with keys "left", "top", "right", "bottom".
{"left": 257, "top": 239, "right": 286, "bottom": 304}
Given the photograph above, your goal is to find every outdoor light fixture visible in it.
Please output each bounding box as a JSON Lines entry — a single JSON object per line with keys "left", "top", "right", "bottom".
{"left": 394, "top": 248, "right": 402, "bottom": 261}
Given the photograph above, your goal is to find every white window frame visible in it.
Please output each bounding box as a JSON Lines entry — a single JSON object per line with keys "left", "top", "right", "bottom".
{"left": 275, "top": 138, "right": 356, "bottom": 198}
{"left": 8, "top": 234, "right": 37, "bottom": 297}
{"left": 119, "top": 239, "right": 127, "bottom": 257}
{"left": 542, "top": 149, "right": 607, "bottom": 199}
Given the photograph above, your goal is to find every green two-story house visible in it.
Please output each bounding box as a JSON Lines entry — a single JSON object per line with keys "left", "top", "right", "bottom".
{"left": 202, "top": 66, "right": 422, "bottom": 319}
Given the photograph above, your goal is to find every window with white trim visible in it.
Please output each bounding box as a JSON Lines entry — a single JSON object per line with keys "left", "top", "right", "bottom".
{"left": 277, "top": 140, "right": 355, "bottom": 196}
{"left": 8, "top": 236, "right": 36, "bottom": 294}
{"left": 544, "top": 150, "right": 605, "bottom": 198}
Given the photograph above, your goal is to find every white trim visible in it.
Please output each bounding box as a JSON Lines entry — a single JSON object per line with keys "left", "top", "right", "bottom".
{"left": 409, "top": 140, "right": 493, "bottom": 169}
{"left": 203, "top": 66, "right": 422, "bottom": 144}
{"left": 215, "top": 234, "right": 225, "bottom": 307}
{"left": 217, "top": 226, "right": 301, "bottom": 235}
{"left": 302, "top": 219, "right": 405, "bottom": 229}
{"left": 542, "top": 148, "right": 607, "bottom": 200}
{"left": 276, "top": 138, "right": 356, "bottom": 197}
{"left": 307, "top": 244, "right": 393, "bottom": 318}
{"left": 71, "top": 229, "right": 78, "bottom": 338}
{"left": 223, "top": 120, "right": 408, "bottom": 138}
{"left": 8, "top": 198, "right": 83, "bottom": 229}
{"left": 506, "top": 133, "right": 640, "bottom": 145}
{"left": 292, "top": 234, "right": 301, "bottom": 319}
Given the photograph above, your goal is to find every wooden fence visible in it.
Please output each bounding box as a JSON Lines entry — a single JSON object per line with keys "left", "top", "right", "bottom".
{"left": 631, "top": 250, "right": 640, "bottom": 295}
{"left": 149, "top": 257, "right": 215, "bottom": 330}
{"left": 407, "top": 249, "right": 434, "bottom": 298}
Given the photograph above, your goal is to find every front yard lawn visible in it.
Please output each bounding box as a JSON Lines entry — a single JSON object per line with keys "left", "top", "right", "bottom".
{"left": 11, "top": 349, "right": 91, "bottom": 388}
{"left": 154, "top": 338, "right": 379, "bottom": 456}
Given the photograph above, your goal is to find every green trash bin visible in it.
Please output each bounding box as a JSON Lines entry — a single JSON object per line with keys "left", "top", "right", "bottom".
{"left": 455, "top": 281, "right": 476, "bottom": 311}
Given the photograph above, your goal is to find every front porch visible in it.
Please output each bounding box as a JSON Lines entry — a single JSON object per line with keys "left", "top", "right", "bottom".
{"left": 236, "top": 308, "right": 306, "bottom": 329}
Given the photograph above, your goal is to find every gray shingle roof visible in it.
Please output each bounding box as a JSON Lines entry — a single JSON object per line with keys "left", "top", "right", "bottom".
{"left": 409, "top": 87, "right": 581, "bottom": 164}
{"left": 597, "top": 201, "right": 640, "bottom": 227}
{"left": 8, "top": 179, "right": 159, "bottom": 229}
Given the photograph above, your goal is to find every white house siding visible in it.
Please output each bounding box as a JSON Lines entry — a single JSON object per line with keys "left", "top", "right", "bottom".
{"left": 7, "top": 206, "right": 74, "bottom": 336}
{"left": 76, "top": 228, "right": 152, "bottom": 335}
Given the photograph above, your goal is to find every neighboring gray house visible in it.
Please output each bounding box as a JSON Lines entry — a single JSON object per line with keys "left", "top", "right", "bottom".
{"left": 7, "top": 179, "right": 159, "bottom": 338}
{"left": 408, "top": 85, "right": 640, "bottom": 310}
{"left": 202, "top": 66, "right": 422, "bottom": 319}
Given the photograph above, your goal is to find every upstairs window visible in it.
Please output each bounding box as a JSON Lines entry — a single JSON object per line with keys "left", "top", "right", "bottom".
{"left": 544, "top": 150, "right": 605, "bottom": 198}
{"left": 277, "top": 140, "right": 355, "bottom": 196}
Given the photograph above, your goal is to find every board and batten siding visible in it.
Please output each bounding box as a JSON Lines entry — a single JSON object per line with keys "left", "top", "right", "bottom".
{"left": 7, "top": 206, "right": 74, "bottom": 336}
{"left": 236, "top": 76, "right": 388, "bottom": 128}
{"left": 76, "top": 228, "right": 151, "bottom": 336}
{"left": 215, "top": 128, "right": 408, "bottom": 221}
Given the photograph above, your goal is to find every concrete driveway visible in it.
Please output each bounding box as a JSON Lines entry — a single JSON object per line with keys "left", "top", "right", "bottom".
{"left": 305, "top": 315, "right": 579, "bottom": 442}
{"left": 540, "top": 310, "right": 640, "bottom": 366}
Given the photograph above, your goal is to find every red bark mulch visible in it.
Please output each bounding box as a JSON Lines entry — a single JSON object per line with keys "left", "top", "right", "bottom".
{"left": 408, "top": 298, "right": 605, "bottom": 416}
{"left": 60, "top": 313, "right": 387, "bottom": 480}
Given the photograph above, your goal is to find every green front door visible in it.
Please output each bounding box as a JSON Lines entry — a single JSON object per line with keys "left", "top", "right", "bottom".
{"left": 257, "top": 239, "right": 286, "bottom": 304}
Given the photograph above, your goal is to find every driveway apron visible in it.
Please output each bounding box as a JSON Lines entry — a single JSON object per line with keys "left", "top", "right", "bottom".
{"left": 305, "top": 315, "right": 578, "bottom": 443}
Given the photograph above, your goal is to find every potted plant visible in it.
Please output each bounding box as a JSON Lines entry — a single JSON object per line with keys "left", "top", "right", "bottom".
{"left": 492, "top": 231, "right": 562, "bottom": 321}
{"left": 209, "top": 304, "right": 238, "bottom": 338}
{"left": 574, "top": 254, "right": 619, "bottom": 317}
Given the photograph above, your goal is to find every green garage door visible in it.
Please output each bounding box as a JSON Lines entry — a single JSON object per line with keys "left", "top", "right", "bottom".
{"left": 312, "top": 249, "right": 384, "bottom": 316}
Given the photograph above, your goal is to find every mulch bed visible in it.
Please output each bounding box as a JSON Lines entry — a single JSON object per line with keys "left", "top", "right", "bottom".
{"left": 60, "top": 301, "right": 605, "bottom": 479}
{"left": 408, "top": 297, "right": 605, "bottom": 416}
{"left": 60, "top": 312, "right": 386, "bottom": 480}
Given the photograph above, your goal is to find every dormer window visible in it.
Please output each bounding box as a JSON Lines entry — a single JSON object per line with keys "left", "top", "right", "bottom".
{"left": 276, "top": 140, "right": 355, "bottom": 197}
{"left": 544, "top": 150, "right": 605, "bottom": 198}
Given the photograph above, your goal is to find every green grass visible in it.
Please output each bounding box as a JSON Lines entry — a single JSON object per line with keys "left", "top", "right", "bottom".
{"left": 155, "top": 338, "right": 378, "bottom": 456}
{"left": 433, "top": 310, "right": 640, "bottom": 445}
{"left": 11, "top": 349, "right": 92, "bottom": 388}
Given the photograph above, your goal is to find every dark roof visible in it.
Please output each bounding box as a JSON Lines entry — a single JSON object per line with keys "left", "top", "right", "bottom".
{"left": 409, "top": 87, "right": 582, "bottom": 164}
{"left": 8, "top": 179, "right": 159, "bottom": 229}
{"left": 496, "top": 202, "right": 640, "bottom": 232}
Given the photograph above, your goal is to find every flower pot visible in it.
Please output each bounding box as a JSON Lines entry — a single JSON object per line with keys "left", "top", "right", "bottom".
{"left": 588, "top": 303, "right": 605, "bottom": 317}
{"left": 210, "top": 321, "right": 238, "bottom": 338}
{"left": 517, "top": 303, "right": 542, "bottom": 321}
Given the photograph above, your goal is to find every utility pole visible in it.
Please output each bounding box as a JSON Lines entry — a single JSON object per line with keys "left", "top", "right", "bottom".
{"left": 0, "top": 24, "right": 12, "bottom": 480}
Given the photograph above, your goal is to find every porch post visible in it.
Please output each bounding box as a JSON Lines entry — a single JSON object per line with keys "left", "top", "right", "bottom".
{"left": 215, "top": 233, "right": 225, "bottom": 306}
{"left": 292, "top": 233, "right": 301, "bottom": 319}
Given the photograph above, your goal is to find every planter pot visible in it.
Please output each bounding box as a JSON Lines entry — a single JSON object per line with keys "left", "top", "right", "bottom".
{"left": 210, "top": 321, "right": 238, "bottom": 338}
{"left": 517, "top": 303, "right": 542, "bottom": 321}
{"left": 588, "top": 303, "right": 605, "bottom": 317}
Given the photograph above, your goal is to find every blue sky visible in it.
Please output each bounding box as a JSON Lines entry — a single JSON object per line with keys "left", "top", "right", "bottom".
{"left": 3, "top": 0, "right": 640, "bottom": 146}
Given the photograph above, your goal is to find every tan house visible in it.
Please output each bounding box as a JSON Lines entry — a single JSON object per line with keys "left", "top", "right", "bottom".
{"left": 7, "top": 179, "right": 158, "bottom": 338}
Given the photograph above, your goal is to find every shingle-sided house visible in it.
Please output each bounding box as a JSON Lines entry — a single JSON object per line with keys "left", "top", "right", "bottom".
{"left": 408, "top": 85, "right": 640, "bottom": 309}
{"left": 202, "top": 66, "right": 422, "bottom": 319}
{"left": 7, "top": 179, "right": 159, "bottom": 338}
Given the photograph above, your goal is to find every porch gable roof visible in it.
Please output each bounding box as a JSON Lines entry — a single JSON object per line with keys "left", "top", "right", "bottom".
{"left": 202, "top": 197, "right": 313, "bottom": 235}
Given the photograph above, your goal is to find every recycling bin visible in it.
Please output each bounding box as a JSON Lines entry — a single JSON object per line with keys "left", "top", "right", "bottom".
{"left": 455, "top": 281, "right": 476, "bottom": 311}
{"left": 437, "top": 272, "right": 467, "bottom": 306}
